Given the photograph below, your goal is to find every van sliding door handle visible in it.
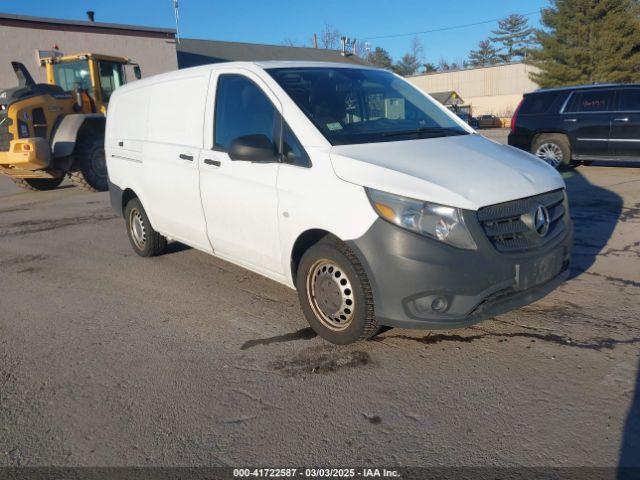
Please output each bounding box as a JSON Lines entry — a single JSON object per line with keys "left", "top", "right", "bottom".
{"left": 117, "top": 141, "right": 124, "bottom": 147}
{"left": 564, "top": 118, "right": 577, "bottom": 123}
{"left": 613, "top": 117, "right": 629, "bottom": 122}
{"left": 204, "top": 158, "right": 221, "bottom": 167}
{"left": 179, "top": 153, "right": 194, "bottom": 161}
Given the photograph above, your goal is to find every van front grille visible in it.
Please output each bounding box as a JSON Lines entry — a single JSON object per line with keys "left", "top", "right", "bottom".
{"left": 0, "top": 110, "right": 13, "bottom": 152}
{"left": 477, "top": 189, "right": 566, "bottom": 253}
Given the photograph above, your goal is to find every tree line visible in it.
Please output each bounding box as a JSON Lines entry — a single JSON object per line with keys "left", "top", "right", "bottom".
{"left": 289, "top": 0, "right": 640, "bottom": 87}
{"left": 365, "top": 13, "right": 537, "bottom": 75}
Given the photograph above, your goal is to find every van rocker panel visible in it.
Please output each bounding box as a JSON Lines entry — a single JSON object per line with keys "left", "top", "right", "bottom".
{"left": 347, "top": 215, "right": 573, "bottom": 329}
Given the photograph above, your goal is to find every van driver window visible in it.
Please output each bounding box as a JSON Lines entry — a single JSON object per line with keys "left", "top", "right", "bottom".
{"left": 214, "top": 74, "right": 277, "bottom": 151}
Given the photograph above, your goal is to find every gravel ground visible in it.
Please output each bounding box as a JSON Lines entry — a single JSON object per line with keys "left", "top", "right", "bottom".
{"left": 0, "top": 133, "right": 639, "bottom": 468}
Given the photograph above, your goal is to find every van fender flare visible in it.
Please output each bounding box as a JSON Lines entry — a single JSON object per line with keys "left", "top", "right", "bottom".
{"left": 51, "top": 114, "right": 105, "bottom": 158}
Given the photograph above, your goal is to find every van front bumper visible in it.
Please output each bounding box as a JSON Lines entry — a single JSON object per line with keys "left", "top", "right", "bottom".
{"left": 347, "top": 217, "right": 573, "bottom": 330}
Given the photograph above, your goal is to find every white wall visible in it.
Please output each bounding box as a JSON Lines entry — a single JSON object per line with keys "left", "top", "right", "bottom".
{"left": 409, "top": 63, "right": 540, "bottom": 117}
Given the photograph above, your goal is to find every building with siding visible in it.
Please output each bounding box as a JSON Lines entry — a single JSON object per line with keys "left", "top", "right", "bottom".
{"left": 408, "top": 62, "right": 540, "bottom": 117}
{"left": 0, "top": 13, "right": 177, "bottom": 88}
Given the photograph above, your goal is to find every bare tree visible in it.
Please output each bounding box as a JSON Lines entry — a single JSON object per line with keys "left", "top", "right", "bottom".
{"left": 438, "top": 57, "right": 451, "bottom": 71}
{"left": 316, "top": 23, "right": 342, "bottom": 50}
{"left": 352, "top": 40, "right": 370, "bottom": 59}
{"left": 410, "top": 37, "right": 424, "bottom": 63}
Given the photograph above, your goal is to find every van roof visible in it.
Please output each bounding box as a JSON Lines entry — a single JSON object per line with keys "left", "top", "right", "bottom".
{"left": 114, "top": 61, "right": 382, "bottom": 95}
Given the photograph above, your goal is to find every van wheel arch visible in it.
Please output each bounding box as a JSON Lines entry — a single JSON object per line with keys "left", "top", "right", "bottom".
{"left": 122, "top": 188, "right": 138, "bottom": 215}
{"left": 290, "top": 229, "right": 336, "bottom": 284}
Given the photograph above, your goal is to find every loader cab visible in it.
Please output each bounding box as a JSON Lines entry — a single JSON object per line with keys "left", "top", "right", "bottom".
{"left": 42, "top": 53, "right": 140, "bottom": 114}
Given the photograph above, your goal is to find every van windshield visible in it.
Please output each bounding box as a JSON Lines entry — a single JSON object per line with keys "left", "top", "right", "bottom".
{"left": 267, "top": 67, "right": 469, "bottom": 146}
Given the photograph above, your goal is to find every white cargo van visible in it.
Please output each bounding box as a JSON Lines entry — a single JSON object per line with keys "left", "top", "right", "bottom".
{"left": 106, "top": 62, "right": 572, "bottom": 344}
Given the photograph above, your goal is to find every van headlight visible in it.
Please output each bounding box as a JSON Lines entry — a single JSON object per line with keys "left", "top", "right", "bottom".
{"left": 366, "top": 188, "right": 477, "bottom": 250}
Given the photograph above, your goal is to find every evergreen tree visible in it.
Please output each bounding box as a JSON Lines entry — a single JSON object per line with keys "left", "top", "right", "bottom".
{"left": 490, "top": 13, "right": 535, "bottom": 62}
{"left": 468, "top": 40, "right": 501, "bottom": 67}
{"left": 423, "top": 63, "right": 438, "bottom": 73}
{"left": 392, "top": 53, "right": 421, "bottom": 76}
{"left": 366, "top": 47, "right": 394, "bottom": 69}
{"left": 529, "top": 0, "right": 640, "bottom": 87}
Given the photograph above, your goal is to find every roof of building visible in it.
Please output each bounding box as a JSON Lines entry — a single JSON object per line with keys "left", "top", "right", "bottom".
{"left": 177, "top": 38, "right": 368, "bottom": 68}
{"left": 0, "top": 12, "right": 175, "bottom": 36}
{"left": 409, "top": 61, "right": 529, "bottom": 78}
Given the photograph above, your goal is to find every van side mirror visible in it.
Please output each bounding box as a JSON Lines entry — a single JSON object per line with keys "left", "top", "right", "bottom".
{"left": 228, "top": 134, "right": 278, "bottom": 163}
{"left": 133, "top": 65, "right": 142, "bottom": 80}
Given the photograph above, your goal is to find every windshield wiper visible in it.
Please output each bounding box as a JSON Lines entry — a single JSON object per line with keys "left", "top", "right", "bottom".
{"left": 381, "top": 126, "right": 465, "bottom": 138}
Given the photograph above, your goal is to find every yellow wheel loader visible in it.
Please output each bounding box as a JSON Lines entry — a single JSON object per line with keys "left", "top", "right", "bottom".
{"left": 0, "top": 53, "right": 141, "bottom": 192}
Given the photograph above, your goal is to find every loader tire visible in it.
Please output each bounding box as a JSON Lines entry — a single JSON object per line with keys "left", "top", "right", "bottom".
{"left": 68, "top": 135, "right": 108, "bottom": 192}
{"left": 11, "top": 177, "right": 64, "bottom": 191}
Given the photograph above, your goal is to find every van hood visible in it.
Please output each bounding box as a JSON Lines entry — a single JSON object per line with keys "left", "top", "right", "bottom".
{"left": 329, "top": 133, "right": 565, "bottom": 211}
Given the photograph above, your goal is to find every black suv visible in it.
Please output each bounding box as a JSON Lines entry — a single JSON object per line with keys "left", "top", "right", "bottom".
{"left": 508, "top": 84, "right": 640, "bottom": 168}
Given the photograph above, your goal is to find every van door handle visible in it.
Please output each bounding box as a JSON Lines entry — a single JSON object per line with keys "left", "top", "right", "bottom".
{"left": 613, "top": 117, "right": 629, "bottom": 122}
{"left": 204, "top": 158, "right": 221, "bottom": 167}
{"left": 117, "top": 141, "right": 124, "bottom": 147}
{"left": 564, "top": 118, "right": 577, "bottom": 123}
{"left": 179, "top": 153, "right": 194, "bottom": 161}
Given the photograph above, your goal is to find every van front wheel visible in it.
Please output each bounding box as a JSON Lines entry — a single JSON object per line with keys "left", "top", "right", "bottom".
{"left": 124, "top": 198, "right": 167, "bottom": 257}
{"left": 296, "top": 236, "right": 378, "bottom": 345}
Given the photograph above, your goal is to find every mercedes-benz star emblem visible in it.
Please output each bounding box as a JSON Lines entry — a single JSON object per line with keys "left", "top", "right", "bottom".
{"left": 533, "top": 205, "right": 550, "bottom": 237}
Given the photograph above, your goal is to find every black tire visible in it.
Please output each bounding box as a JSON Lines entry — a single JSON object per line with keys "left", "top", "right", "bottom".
{"left": 11, "top": 177, "right": 63, "bottom": 191}
{"left": 531, "top": 133, "right": 572, "bottom": 170}
{"left": 296, "top": 235, "right": 378, "bottom": 345}
{"left": 123, "top": 198, "right": 167, "bottom": 257}
{"left": 68, "top": 135, "right": 108, "bottom": 192}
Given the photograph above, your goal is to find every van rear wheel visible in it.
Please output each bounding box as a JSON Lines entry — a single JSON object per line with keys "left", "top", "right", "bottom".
{"left": 11, "top": 177, "right": 63, "bottom": 191}
{"left": 124, "top": 198, "right": 167, "bottom": 257}
{"left": 296, "top": 236, "right": 378, "bottom": 345}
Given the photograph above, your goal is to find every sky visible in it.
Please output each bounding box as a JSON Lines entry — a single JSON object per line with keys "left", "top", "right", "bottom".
{"left": 1, "top": 0, "right": 550, "bottom": 63}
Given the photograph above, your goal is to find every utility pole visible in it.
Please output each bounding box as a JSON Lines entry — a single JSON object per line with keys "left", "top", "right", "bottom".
{"left": 173, "top": 0, "right": 181, "bottom": 43}
{"left": 313, "top": 33, "right": 318, "bottom": 49}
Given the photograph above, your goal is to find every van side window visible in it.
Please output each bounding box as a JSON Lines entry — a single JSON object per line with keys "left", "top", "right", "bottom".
{"left": 282, "top": 121, "right": 310, "bottom": 167}
{"left": 214, "top": 74, "right": 277, "bottom": 151}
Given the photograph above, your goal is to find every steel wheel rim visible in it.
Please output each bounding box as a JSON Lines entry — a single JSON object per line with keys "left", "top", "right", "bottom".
{"left": 306, "top": 259, "right": 355, "bottom": 331}
{"left": 535, "top": 142, "right": 563, "bottom": 168}
{"left": 129, "top": 208, "right": 147, "bottom": 249}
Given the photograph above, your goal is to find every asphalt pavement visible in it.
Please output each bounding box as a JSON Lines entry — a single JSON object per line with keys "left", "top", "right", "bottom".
{"left": 0, "top": 132, "right": 639, "bottom": 468}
